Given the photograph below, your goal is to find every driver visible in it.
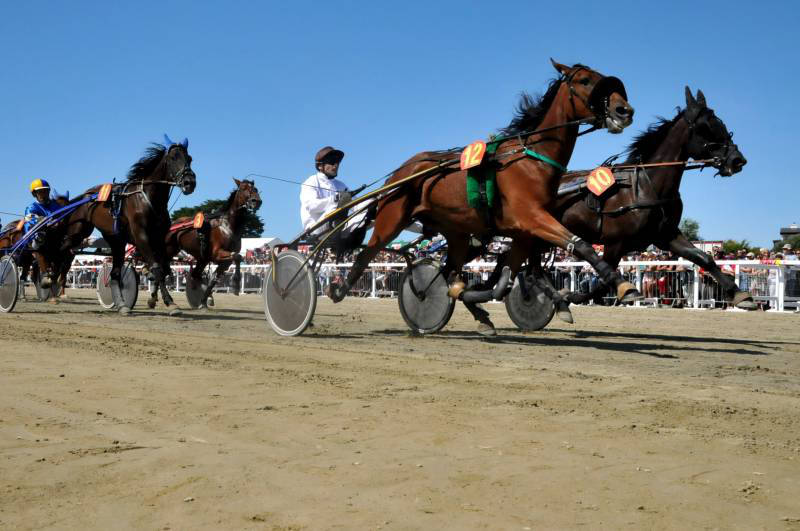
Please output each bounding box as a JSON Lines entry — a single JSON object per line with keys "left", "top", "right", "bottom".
{"left": 24, "top": 179, "right": 60, "bottom": 247}
{"left": 300, "top": 146, "right": 366, "bottom": 239}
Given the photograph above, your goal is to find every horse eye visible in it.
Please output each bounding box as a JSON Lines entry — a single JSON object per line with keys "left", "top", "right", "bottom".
{"left": 579, "top": 78, "right": 590, "bottom": 86}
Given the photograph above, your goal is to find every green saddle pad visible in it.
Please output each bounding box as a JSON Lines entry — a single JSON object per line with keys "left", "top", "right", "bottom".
{"left": 466, "top": 141, "right": 499, "bottom": 209}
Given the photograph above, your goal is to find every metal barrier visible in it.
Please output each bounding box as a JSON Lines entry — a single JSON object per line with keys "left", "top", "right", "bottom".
{"left": 63, "top": 259, "right": 800, "bottom": 312}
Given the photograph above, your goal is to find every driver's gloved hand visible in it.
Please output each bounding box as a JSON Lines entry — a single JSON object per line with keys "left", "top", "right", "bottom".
{"left": 336, "top": 190, "right": 353, "bottom": 208}
{"left": 30, "top": 231, "right": 46, "bottom": 250}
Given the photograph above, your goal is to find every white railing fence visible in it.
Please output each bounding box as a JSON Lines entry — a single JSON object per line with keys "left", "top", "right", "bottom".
{"left": 64, "top": 260, "right": 800, "bottom": 312}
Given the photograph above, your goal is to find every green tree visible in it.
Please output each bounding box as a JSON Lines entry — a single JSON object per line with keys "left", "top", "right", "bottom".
{"left": 171, "top": 199, "right": 264, "bottom": 237}
{"left": 722, "top": 239, "right": 753, "bottom": 254}
{"left": 679, "top": 217, "right": 701, "bottom": 240}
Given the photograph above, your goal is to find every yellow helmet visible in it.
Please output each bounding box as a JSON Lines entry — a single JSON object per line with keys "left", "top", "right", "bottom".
{"left": 29, "top": 179, "right": 51, "bottom": 194}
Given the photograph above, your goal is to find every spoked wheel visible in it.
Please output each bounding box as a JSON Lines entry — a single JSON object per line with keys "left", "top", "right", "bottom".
{"left": 96, "top": 263, "right": 115, "bottom": 309}
{"left": 504, "top": 273, "right": 555, "bottom": 331}
{"left": 185, "top": 272, "right": 209, "bottom": 309}
{"left": 263, "top": 250, "right": 316, "bottom": 336}
{"left": 99, "top": 263, "right": 139, "bottom": 310}
{"left": 0, "top": 256, "right": 20, "bottom": 313}
{"left": 398, "top": 259, "right": 455, "bottom": 334}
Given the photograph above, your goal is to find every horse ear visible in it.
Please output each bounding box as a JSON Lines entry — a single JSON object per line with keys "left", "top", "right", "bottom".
{"left": 685, "top": 86, "right": 697, "bottom": 109}
{"left": 550, "top": 58, "right": 569, "bottom": 76}
{"left": 233, "top": 177, "right": 241, "bottom": 186}
{"left": 695, "top": 89, "right": 707, "bottom": 108}
{"left": 181, "top": 138, "right": 188, "bottom": 148}
{"left": 163, "top": 134, "right": 174, "bottom": 147}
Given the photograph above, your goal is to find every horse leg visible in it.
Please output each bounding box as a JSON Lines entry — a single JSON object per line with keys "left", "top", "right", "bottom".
{"left": 108, "top": 243, "right": 129, "bottom": 314}
{"left": 329, "top": 196, "right": 411, "bottom": 303}
{"left": 132, "top": 225, "right": 176, "bottom": 312}
{"left": 665, "top": 232, "right": 755, "bottom": 310}
{"left": 33, "top": 252, "right": 53, "bottom": 290}
{"left": 231, "top": 253, "right": 242, "bottom": 296}
{"left": 523, "top": 214, "right": 641, "bottom": 303}
{"left": 198, "top": 259, "right": 220, "bottom": 308}
{"left": 147, "top": 273, "right": 159, "bottom": 309}
{"left": 452, "top": 238, "right": 502, "bottom": 337}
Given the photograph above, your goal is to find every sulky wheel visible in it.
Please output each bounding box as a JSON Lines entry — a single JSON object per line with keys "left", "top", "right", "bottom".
{"left": 398, "top": 259, "right": 455, "bottom": 334}
{"left": 504, "top": 273, "right": 556, "bottom": 331}
{"left": 0, "top": 256, "right": 20, "bottom": 313}
{"left": 100, "top": 263, "right": 139, "bottom": 310}
{"left": 96, "top": 263, "right": 115, "bottom": 309}
{"left": 185, "top": 272, "right": 209, "bottom": 309}
{"left": 263, "top": 250, "right": 317, "bottom": 336}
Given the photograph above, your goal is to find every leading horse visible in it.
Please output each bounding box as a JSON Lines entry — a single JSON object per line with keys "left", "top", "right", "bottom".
{"left": 525, "top": 87, "right": 750, "bottom": 323}
{"left": 52, "top": 140, "right": 196, "bottom": 314}
{"left": 328, "top": 61, "right": 638, "bottom": 332}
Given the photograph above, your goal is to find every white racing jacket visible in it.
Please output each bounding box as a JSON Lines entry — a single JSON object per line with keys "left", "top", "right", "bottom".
{"left": 300, "top": 171, "right": 349, "bottom": 233}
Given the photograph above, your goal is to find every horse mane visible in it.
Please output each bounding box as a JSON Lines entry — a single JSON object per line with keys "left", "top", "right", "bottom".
{"left": 127, "top": 144, "right": 166, "bottom": 181}
{"left": 624, "top": 110, "right": 683, "bottom": 163}
{"left": 223, "top": 189, "right": 238, "bottom": 211}
{"left": 499, "top": 77, "right": 564, "bottom": 136}
{"left": 222, "top": 179, "right": 255, "bottom": 211}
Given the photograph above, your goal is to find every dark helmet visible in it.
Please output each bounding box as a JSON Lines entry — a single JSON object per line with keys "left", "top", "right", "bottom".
{"left": 315, "top": 146, "right": 345, "bottom": 166}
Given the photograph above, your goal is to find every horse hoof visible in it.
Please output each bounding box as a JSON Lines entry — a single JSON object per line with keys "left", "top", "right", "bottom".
{"left": 476, "top": 322, "right": 497, "bottom": 337}
{"left": 556, "top": 302, "right": 574, "bottom": 323}
{"left": 327, "top": 283, "right": 346, "bottom": 303}
{"left": 207, "top": 298, "right": 215, "bottom": 307}
{"left": 617, "top": 281, "right": 643, "bottom": 303}
{"left": 40, "top": 277, "right": 52, "bottom": 289}
{"left": 119, "top": 306, "right": 131, "bottom": 316}
{"left": 447, "top": 280, "right": 465, "bottom": 300}
{"left": 47, "top": 298, "right": 59, "bottom": 305}
{"left": 169, "top": 308, "right": 182, "bottom": 317}
{"left": 731, "top": 291, "right": 756, "bottom": 310}
{"left": 147, "top": 298, "right": 156, "bottom": 309}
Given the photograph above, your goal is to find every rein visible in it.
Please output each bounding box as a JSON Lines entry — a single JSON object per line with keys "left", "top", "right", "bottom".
{"left": 562, "top": 159, "right": 719, "bottom": 179}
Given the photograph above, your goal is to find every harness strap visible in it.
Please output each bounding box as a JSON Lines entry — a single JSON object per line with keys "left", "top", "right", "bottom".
{"left": 523, "top": 149, "right": 567, "bottom": 172}
{"left": 600, "top": 198, "right": 675, "bottom": 216}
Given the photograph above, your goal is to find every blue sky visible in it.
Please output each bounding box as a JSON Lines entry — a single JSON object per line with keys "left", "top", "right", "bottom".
{"left": 1, "top": 0, "right": 796, "bottom": 247}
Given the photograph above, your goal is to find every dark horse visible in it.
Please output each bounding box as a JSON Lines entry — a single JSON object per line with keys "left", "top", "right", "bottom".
{"left": 50, "top": 140, "right": 196, "bottom": 314}
{"left": 149, "top": 178, "right": 262, "bottom": 309}
{"left": 522, "top": 87, "right": 750, "bottom": 323}
{"left": 329, "top": 61, "right": 638, "bottom": 326}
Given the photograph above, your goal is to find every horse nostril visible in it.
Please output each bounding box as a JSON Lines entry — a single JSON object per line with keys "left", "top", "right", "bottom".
{"left": 615, "top": 105, "right": 633, "bottom": 118}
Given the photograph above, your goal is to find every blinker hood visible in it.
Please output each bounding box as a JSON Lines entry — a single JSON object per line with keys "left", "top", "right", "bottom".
{"left": 588, "top": 76, "right": 627, "bottom": 117}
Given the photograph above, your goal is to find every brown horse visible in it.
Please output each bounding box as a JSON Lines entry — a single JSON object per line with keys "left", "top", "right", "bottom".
{"left": 148, "top": 178, "right": 262, "bottom": 309}
{"left": 328, "top": 61, "right": 638, "bottom": 327}
{"left": 51, "top": 141, "right": 196, "bottom": 314}
{"left": 523, "top": 87, "right": 750, "bottom": 322}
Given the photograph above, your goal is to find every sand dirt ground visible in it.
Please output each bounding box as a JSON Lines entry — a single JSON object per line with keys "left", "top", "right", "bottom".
{"left": 1, "top": 289, "right": 799, "bottom": 530}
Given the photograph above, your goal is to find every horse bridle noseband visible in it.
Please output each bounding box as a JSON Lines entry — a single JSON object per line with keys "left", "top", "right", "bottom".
{"left": 684, "top": 109, "right": 736, "bottom": 170}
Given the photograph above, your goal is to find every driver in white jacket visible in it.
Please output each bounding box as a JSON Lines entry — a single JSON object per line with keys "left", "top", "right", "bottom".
{"left": 300, "top": 146, "right": 366, "bottom": 238}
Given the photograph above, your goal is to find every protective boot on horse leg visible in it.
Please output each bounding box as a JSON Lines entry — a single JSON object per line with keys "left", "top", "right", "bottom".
{"left": 566, "top": 235, "right": 640, "bottom": 302}
{"left": 666, "top": 232, "right": 755, "bottom": 309}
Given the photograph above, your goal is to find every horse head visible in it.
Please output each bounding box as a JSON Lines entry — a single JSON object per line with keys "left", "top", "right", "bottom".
{"left": 232, "top": 178, "right": 262, "bottom": 211}
{"left": 550, "top": 59, "right": 634, "bottom": 133}
{"left": 163, "top": 141, "right": 197, "bottom": 195}
{"left": 683, "top": 87, "right": 747, "bottom": 176}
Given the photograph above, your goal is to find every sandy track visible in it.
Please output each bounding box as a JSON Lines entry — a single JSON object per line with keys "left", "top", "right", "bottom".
{"left": 1, "top": 290, "right": 799, "bottom": 530}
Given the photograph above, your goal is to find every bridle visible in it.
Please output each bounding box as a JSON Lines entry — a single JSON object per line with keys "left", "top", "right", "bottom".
{"left": 684, "top": 109, "right": 737, "bottom": 171}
